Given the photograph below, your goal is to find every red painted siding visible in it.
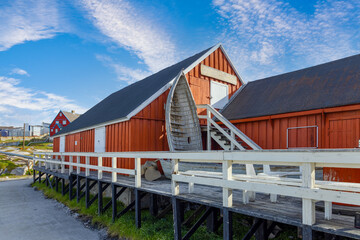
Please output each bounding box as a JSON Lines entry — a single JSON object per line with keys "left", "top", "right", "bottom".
{"left": 231, "top": 104, "right": 360, "bottom": 184}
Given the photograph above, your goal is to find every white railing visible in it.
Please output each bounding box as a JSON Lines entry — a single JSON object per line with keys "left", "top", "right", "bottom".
{"left": 33, "top": 150, "right": 360, "bottom": 227}
{"left": 197, "top": 104, "right": 261, "bottom": 151}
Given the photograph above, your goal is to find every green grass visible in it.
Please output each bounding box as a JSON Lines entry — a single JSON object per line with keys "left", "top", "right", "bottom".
{"left": 0, "top": 159, "right": 17, "bottom": 172}
{"left": 33, "top": 181, "right": 299, "bottom": 240}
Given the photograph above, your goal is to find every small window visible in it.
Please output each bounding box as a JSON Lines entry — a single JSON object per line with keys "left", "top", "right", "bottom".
{"left": 51, "top": 129, "right": 53, "bottom": 132}
{"left": 56, "top": 121, "right": 59, "bottom": 124}
{"left": 287, "top": 126, "right": 318, "bottom": 149}
{"left": 55, "top": 129, "right": 58, "bottom": 133}
{"left": 63, "top": 120, "right": 66, "bottom": 125}
{"left": 59, "top": 113, "right": 62, "bottom": 116}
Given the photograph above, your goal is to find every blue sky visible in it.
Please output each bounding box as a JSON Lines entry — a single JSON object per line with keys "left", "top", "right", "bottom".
{"left": 0, "top": 0, "right": 359, "bottom": 127}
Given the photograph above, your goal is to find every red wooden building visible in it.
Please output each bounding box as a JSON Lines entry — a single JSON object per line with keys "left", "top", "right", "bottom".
{"left": 50, "top": 110, "right": 81, "bottom": 136}
{"left": 53, "top": 43, "right": 360, "bottom": 183}
{"left": 53, "top": 44, "right": 243, "bottom": 168}
{"left": 221, "top": 54, "right": 360, "bottom": 183}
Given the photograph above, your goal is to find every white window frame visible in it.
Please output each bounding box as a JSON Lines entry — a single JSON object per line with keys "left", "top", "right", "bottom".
{"left": 63, "top": 120, "right": 67, "bottom": 125}
{"left": 286, "top": 125, "right": 318, "bottom": 149}
{"left": 210, "top": 81, "right": 229, "bottom": 109}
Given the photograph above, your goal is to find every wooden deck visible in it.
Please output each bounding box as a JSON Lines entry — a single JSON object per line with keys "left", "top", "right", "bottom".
{"left": 34, "top": 165, "right": 360, "bottom": 239}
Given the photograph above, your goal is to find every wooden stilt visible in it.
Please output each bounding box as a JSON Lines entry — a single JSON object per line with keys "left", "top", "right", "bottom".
{"left": 207, "top": 207, "right": 218, "bottom": 233}
{"left": 223, "top": 208, "right": 233, "bottom": 240}
{"left": 69, "top": 175, "right": 74, "bottom": 201}
{"left": 172, "top": 197, "right": 182, "bottom": 240}
{"left": 135, "top": 189, "right": 141, "bottom": 228}
{"left": 302, "top": 225, "right": 313, "bottom": 240}
{"left": 150, "top": 193, "right": 158, "bottom": 217}
{"left": 255, "top": 218, "right": 267, "bottom": 240}
{"left": 76, "top": 175, "right": 81, "bottom": 203}
{"left": 98, "top": 181, "right": 103, "bottom": 215}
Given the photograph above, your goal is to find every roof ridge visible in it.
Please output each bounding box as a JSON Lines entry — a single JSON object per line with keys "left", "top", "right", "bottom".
{"left": 249, "top": 53, "right": 360, "bottom": 85}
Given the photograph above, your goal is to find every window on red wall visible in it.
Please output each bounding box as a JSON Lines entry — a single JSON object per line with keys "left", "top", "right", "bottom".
{"left": 287, "top": 126, "right": 318, "bottom": 149}
{"left": 63, "top": 120, "right": 66, "bottom": 125}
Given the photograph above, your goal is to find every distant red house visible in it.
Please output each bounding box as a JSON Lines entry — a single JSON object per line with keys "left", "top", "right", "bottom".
{"left": 49, "top": 110, "right": 81, "bottom": 136}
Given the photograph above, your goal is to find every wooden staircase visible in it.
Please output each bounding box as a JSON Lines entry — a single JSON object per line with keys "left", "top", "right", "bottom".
{"left": 209, "top": 126, "right": 249, "bottom": 150}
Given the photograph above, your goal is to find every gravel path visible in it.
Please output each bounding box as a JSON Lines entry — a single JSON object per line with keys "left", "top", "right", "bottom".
{"left": 0, "top": 179, "right": 107, "bottom": 240}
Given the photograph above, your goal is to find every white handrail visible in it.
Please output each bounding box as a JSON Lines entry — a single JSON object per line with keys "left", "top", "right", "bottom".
{"left": 32, "top": 150, "right": 360, "bottom": 227}
{"left": 197, "top": 104, "right": 261, "bottom": 150}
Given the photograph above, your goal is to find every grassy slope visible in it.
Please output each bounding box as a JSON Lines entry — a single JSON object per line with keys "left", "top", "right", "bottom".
{"left": 33, "top": 181, "right": 299, "bottom": 240}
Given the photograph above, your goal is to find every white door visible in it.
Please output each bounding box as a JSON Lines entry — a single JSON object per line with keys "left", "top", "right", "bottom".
{"left": 210, "top": 81, "right": 229, "bottom": 109}
{"left": 59, "top": 136, "right": 65, "bottom": 152}
{"left": 94, "top": 127, "right": 106, "bottom": 153}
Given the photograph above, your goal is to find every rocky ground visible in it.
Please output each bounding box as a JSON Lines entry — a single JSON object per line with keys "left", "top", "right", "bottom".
{"left": 0, "top": 144, "right": 52, "bottom": 178}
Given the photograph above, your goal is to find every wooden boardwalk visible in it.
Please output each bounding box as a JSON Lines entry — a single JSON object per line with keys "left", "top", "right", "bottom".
{"left": 34, "top": 165, "right": 360, "bottom": 239}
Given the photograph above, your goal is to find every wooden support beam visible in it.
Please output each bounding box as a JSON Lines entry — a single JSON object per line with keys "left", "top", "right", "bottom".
{"left": 61, "top": 178, "right": 65, "bottom": 196}
{"left": 116, "top": 192, "right": 147, "bottom": 219}
{"left": 183, "top": 207, "right": 214, "bottom": 240}
{"left": 98, "top": 181, "right": 103, "bottom": 215}
{"left": 33, "top": 169, "right": 36, "bottom": 183}
{"left": 254, "top": 218, "right": 267, "bottom": 240}
{"left": 69, "top": 175, "right": 74, "bottom": 201}
{"left": 135, "top": 189, "right": 141, "bottom": 228}
{"left": 39, "top": 171, "right": 42, "bottom": 183}
{"left": 242, "top": 218, "right": 265, "bottom": 240}
{"left": 76, "top": 175, "right": 81, "bottom": 203}
{"left": 157, "top": 203, "right": 172, "bottom": 219}
{"left": 45, "top": 173, "right": 49, "bottom": 187}
{"left": 172, "top": 197, "right": 182, "bottom": 240}
{"left": 207, "top": 207, "right": 219, "bottom": 233}
{"left": 150, "top": 194, "right": 158, "bottom": 217}
{"left": 183, "top": 205, "right": 206, "bottom": 227}
{"left": 55, "top": 177, "right": 59, "bottom": 192}
{"left": 223, "top": 208, "right": 233, "bottom": 240}
{"left": 302, "top": 225, "right": 313, "bottom": 240}
{"left": 86, "top": 178, "right": 98, "bottom": 208}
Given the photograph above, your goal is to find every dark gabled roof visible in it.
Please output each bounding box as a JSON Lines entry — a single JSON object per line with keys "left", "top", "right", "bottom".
{"left": 222, "top": 54, "right": 360, "bottom": 120}
{"left": 62, "top": 111, "right": 81, "bottom": 122}
{"left": 55, "top": 46, "right": 212, "bottom": 136}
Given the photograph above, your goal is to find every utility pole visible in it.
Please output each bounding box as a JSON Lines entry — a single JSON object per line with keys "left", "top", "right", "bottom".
{"left": 23, "top": 123, "right": 25, "bottom": 150}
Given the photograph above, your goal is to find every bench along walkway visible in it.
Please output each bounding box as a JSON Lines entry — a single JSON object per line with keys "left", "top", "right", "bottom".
{"left": 33, "top": 150, "right": 360, "bottom": 240}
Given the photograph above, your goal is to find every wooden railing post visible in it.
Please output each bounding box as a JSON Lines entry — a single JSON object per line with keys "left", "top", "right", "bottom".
{"left": 69, "top": 156, "right": 73, "bottom": 175}
{"left": 172, "top": 159, "right": 179, "bottom": 195}
{"left": 230, "top": 131, "right": 234, "bottom": 150}
{"left": 76, "top": 156, "right": 80, "bottom": 174}
{"left": 302, "top": 163, "right": 315, "bottom": 226}
{"left": 45, "top": 154, "right": 48, "bottom": 169}
{"left": 49, "top": 154, "right": 53, "bottom": 170}
{"left": 324, "top": 201, "right": 332, "bottom": 220}
{"left": 112, "top": 157, "right": 117, "bottom": 182}
{"left": 85, "top": 156, "right": 90, "bottom": 176}
{"left": 207, "top": 107, "right": 211, "bottom": 151}
{"left": 98, "top": 157, "right": 103, "bottom": 179}
{"left": 135, "top": 158, "right": 141, "bottom": 187}
{"left": 223, "top": 160, "right": 233, "bottom": 207}
{"left": 61, "top": 155, "right": 65, "bottom": 174}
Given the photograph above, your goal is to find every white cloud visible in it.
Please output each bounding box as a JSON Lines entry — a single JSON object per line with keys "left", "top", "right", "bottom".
{"left": 78, "top": 0, "right": 177, "bottom": 73}
{"left": 11, "top": 68, "right": 29, "bottom": 76}
{"left": 0, "top": 0, "right": 66, "bottom": 51}
{"left": 96, "top": 54, "right": 151, "bottom": 84}
{"left": 213, "top": 0, "right": 360, "bottom": 81}
{"left": 0, "top": 76, "right": 86, "bottom": 126}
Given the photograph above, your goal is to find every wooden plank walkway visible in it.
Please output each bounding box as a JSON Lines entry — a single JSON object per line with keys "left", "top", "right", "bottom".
{"left": 34, "top": 165, "right": 360, "bottom": 239}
